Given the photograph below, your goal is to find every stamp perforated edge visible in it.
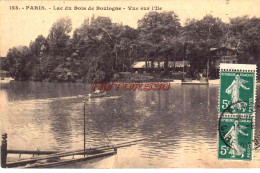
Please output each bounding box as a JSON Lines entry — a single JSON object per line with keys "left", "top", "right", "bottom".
{"left": 217, "top": 113, "right": 255, "bottom": 161}
{"left": 217, "top": 63, "right": 257, "bottom": 161}
{"left": 219, "top": 63, "right": 257, "bottom": 115}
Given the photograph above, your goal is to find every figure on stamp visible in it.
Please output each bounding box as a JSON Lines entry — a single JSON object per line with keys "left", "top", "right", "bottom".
{"left": 224, "top": 120, "right": 248, "bottom": 158}
{"left": 225, "top": 74, "right": 250, "bottom": 111}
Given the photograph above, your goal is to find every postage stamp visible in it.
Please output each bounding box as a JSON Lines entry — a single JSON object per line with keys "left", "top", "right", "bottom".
{"left": 219, "top": 64, "right": 257, "bottom": 115}
{"left": 218, "top": 116, "right": 253, "bottom": 161}
{"left": 218, "top": 64, "right": 257, "bottom": 161}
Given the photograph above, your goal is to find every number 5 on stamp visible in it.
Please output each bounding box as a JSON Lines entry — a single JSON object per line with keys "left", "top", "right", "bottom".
{"left": 219, "top": 64, "right": 256, "bottom": 115}
{"left": 218, "top": 117, "right": 253, "bottom": 160}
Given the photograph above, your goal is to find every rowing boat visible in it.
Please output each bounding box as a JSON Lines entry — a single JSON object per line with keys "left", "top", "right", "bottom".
{"left": 4, "top": 138, "right": 146, "bottom": 168}
{"left": 88, "top": 92, "right": 108, "bottom": 98}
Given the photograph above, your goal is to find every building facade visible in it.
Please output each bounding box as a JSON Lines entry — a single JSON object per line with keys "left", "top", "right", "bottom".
{"left": 131, "top": 61, "right": 190, "bottom": 74}
{"left": 209, "top": 47, "right": 238, "bottom": 79}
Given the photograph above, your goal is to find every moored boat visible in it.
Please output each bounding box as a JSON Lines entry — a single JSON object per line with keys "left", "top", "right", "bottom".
{"left": 1, "top": 132, "right": 145, "bottom": 168}
{"left": 88, "top": 92, "right": 108, "bottom": 98}
{"left": 0, "top": 70, "right": 14, "bottom": 84}
{"left": 88, "top": 90, "right": 108, "bottom": 98}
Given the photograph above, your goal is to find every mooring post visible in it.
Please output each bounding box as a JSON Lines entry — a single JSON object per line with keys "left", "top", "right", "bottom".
{"left": 1, "top": 133, "right": 7, "bottom": 168}
{"left": 83, "top": 101, "right": 86, "bottom": 157}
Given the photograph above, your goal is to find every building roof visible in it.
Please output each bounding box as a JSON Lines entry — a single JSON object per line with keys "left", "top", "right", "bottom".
{"left": 132, "top": 61, "right": 190, "bottom": 69}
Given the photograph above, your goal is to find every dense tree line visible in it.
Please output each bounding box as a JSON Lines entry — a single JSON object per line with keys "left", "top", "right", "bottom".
{"left": 2, "top": 12, "right": 260, "bottom": 82}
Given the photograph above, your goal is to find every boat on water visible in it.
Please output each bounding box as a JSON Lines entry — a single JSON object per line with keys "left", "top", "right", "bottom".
{"left": 1, "top": 98, "right": 145, "bottom": 168}
{"left": 0, "top": 70, "right": 14, "bottom": 84}
{"left": 2, "top": 133, "right": 145, "bottom": 168}
{"left": 88, "top": 93, "right": 107, "bottom": 98}
{"left": 88, "top": 90, "right": 109, "bottom": 98}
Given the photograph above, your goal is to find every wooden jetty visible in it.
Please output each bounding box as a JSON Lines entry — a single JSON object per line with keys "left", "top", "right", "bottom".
{"left": 181, "top": 81, "right": 209, "bottom": 85}
{"left": 181, "top": 78, "right": 209, "bottom": 85}
{"left": 1, "top": 133, "right": 145, "bottom": 168}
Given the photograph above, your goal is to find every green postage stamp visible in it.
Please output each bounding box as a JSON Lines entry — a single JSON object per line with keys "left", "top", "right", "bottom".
{"left": 219, "top": 64, "right": 256, "bottom": 115}
{"left": 218, "top": 64, "right": 257, "bottom": 161}
{"left": 218, "top": 116, "right": 253, "bottom": 160}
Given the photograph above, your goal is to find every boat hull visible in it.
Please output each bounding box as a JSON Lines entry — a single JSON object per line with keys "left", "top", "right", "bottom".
{"left": 88, "top": 93, "right": 107, "bottom": 98}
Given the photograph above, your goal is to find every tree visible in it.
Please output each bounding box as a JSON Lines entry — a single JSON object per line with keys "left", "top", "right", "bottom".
{"left": 73, "top": 16, "right": 121, "bottom": 82}
{"left": 137, "top": 11, "right": 181, "bottom": 74}
{"left": 5, "top": 46, "right": 34, "bottom": 80}
{"left": 29, "top": 35, "right": 48, "bottom": 58}
{"left": 184, "top": 15, "right": 225, "bottom": 42}
{"left": 47, "top": 17, "right": 72, "bottom": 55}
{"left": 183, "top": 15, "right": 226, "bottom": 77}
{"left": 0, "top": 58, "right": 9, "bottom": 71}
{"left": 7, "top": 12, "right": 260, "bottom": 82}
{"left": 114, "top": 25, "right": 139, "bottom": 71}
{"left": 229, "top": 16, "right": 260, "bottom": 65}
{"left": 29, "top": 35, "right": 49, "bottom": 80}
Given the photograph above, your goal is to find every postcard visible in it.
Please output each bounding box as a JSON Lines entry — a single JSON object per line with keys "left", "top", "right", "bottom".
{"left": 0, "top": 0, "right": 260, "bottom": 168}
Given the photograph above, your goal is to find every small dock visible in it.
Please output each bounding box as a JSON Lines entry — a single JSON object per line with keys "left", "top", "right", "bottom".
{"left": 181, "top": 78, "right": 209, "bottom": 85}
{"left": 181, "top": 81, "right": 209, "bottom": 85}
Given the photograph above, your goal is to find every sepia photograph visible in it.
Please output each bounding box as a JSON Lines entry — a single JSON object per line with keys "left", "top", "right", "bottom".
{"left": 0, "top": 0, "right": 260, "bottom": 169}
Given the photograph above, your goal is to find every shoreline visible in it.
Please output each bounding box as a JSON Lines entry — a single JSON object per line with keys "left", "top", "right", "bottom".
{"left": 3, "top": 78, "right": 260, "bottom": 85}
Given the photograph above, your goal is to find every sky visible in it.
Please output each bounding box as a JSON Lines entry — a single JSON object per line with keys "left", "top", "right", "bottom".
{"left": 1, "top": 0, "right": 260, "bottom": 57}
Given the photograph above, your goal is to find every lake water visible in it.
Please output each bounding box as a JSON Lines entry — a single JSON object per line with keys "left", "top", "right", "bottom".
{"left": 0, "top": 82, "right": 260, "bottom": 168}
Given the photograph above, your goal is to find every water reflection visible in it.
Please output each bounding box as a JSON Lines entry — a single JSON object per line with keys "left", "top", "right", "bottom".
{"left": 0, "top": 82, "right": 259, "bottom": 167}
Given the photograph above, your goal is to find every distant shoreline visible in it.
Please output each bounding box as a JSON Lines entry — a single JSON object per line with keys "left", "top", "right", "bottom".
{"left": 3, "top": 77, "right": 260, "bottom": 85}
